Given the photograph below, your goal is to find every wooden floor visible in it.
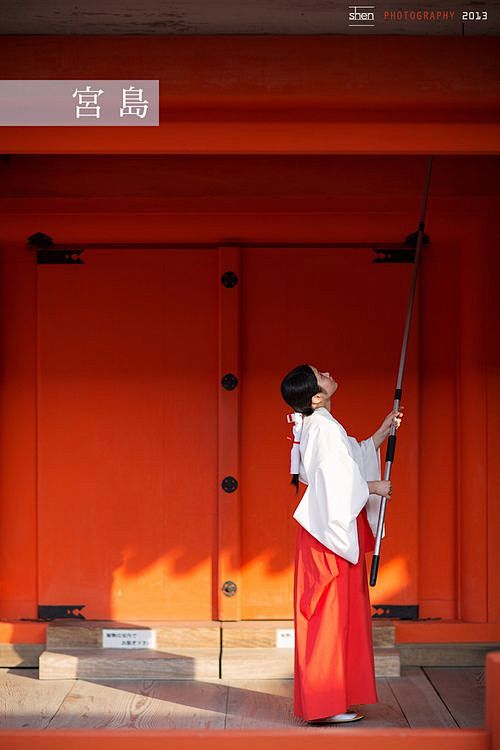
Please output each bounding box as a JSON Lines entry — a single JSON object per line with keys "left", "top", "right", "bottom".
{"left": 0, "top": 665, "right": 485, "bottom": 729}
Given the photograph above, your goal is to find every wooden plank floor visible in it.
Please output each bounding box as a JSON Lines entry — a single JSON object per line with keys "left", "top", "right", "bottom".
{"left": 0, "top": 665, "right": 485, "bottom": 730}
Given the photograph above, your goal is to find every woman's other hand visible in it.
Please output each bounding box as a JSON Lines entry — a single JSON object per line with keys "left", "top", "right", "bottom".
{"left": 368, "top": 480, "right": 393, "bottom": 499}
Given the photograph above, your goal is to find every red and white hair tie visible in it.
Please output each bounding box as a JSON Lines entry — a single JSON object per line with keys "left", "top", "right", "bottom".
{"left": 286, "top": 412, "right": 303, "bottom": 476}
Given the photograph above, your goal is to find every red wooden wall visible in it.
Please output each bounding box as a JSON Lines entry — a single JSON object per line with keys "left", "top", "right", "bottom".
{"left": 0, "top": 36, "right": 498, "bottom": 637}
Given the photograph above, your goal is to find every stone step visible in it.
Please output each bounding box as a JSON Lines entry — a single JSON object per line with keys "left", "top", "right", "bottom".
{"left": 39, "top": 644, "right": 400, "bottom": 680}
{"left": 39, "top": 647, "right": 220, "bottom": 680}
{"left": 46, "top": 619, "right": 220, "bottom": 649}
{"left": 0, "top": 643, "right": 44, "bottom": 669}
{"left": 372, "top": 620, "right": 397, "bottom": 647}
{"left": 220, "top": 646, "right": 400, "bottom": 679}
{"left": 375, "top": 646, "right": 401, "bottom": 677}
{"left": 400, "top": 642, "right": 500, "bottom": 667}
{"left": 46, "top": 619, "right": 396, "bottom": 649}
{"left": 221, "top": 620, "right": 395, "bottom": 649}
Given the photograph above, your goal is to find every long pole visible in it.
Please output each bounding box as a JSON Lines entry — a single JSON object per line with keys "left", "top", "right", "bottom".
{"left": 370, "top": 155, "right": 434, "bottom": 587}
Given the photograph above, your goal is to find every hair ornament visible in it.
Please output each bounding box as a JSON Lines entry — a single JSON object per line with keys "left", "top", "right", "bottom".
{"left": 286, "top": 412, "right": 303, "bottom": 478}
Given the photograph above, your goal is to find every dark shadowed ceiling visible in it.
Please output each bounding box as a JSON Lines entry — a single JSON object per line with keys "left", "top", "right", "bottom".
{"left": 0, "top": 0, "right": 498, "bottom": 35}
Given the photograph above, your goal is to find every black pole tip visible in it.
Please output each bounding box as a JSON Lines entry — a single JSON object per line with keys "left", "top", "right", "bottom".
{"left": 370, "top": 554, "right": 380, "bottom": 587}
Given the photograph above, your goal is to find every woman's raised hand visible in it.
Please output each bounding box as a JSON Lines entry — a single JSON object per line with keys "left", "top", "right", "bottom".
{"left": 379, "top": 406, "right": 404, "bottom": 437}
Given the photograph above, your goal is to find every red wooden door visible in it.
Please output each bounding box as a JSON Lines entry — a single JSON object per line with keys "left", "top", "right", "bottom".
{"left": 37, "top": 249, "right": 218, "bottom": 620}
{"left": 240, "top": 246, "right": 420, "bottom": 618}
{"left": 36, "top": 244, "right": 420, "bottom": 621}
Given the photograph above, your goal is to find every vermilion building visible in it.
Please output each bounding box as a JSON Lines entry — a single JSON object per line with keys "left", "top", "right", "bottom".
{"left": 0, "top": 25, "right": 499, "bottom": 748}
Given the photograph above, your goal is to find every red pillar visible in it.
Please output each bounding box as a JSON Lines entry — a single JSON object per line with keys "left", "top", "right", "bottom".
{"left": 0, "top": 243, "right": 38, "bottom": 618}
{"left": 457, "top": 223, "right": 489, "bottom": 622}
{"left": 217, "top": 245, "right": 241, "bottom": 619}
{"left": 418, "top": 227, "right": 459, "bottom": 620}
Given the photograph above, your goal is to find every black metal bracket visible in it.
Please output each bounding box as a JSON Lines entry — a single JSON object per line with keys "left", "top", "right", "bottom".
{"left": 372, "top": 231, "right": 430, "bottom": 263}
{"left": 27, "top": 233, "right": 85, "bottom": 264}
{"left": 373, "top": 248, "right": 416, "bottom": 263}
{"left": 37, "top": 250, "right": 85, "bottom": 264}
{"left": 371, "top": 604, "right": 419, "bottom": 620}
{"left": 38, "top": 604, "right": 87, "bottom": 620}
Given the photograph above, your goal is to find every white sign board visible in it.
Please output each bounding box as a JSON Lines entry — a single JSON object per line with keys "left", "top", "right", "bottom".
{"left": 102, "top": 629, "right": 156, "bottom": 649}
{"left": 275, "top": 628, "right": 295, "bottom": 648}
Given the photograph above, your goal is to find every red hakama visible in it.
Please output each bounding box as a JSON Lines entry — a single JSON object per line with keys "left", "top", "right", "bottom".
{"left": 293, "top": 505, "right": 379, "bottom": 720}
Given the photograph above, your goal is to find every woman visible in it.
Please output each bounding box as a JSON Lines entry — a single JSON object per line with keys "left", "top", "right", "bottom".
{"left": 280, "top": 363, "right": 403, "bottom": 725}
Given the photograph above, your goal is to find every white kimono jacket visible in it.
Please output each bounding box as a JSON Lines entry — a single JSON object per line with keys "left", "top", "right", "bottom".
{"left": 292, "top": 406, "right": 385, "bottom": 564}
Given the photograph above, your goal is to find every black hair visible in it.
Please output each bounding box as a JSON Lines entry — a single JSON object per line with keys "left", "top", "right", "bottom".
{"left": 280, "top": 364, "right": 324, "bottom": 493}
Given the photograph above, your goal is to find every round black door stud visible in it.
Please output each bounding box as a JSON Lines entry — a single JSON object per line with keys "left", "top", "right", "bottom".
{"left": 222, "top": 580, "right": 237, "bottom": 597}
{"left": 221, "top": 271, "right": 238, "bottom": 288}
{"left": 221, "top": 373, "right": 238, "bottom": 391}
{"left": 221, "top": 476, "right": 238, "bottom": 493}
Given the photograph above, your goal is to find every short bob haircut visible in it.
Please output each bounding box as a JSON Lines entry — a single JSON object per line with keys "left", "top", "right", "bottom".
{"left": 280, "top": 363, "right": 324, "bottom": 417}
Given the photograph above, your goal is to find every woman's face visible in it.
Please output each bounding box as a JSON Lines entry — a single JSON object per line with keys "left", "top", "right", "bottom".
{"left": 310, "top": 365, "right": 338, "bottom": 399}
